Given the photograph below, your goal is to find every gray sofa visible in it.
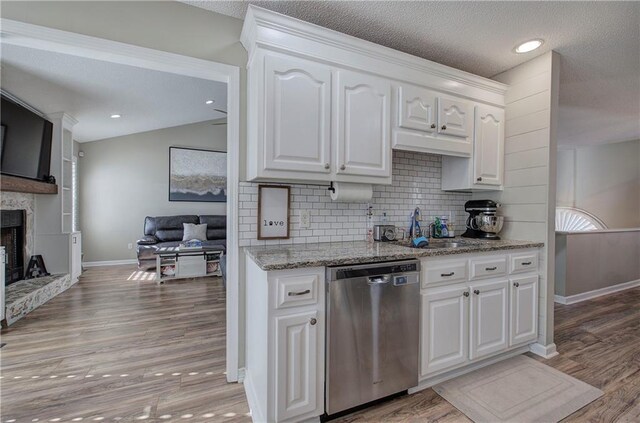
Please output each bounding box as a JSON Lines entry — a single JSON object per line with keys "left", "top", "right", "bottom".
{"left": 136, "top": 214, "right": 226, "bottom": 269}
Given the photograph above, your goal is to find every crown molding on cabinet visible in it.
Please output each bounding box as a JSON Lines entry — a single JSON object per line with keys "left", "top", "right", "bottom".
{"left": 241, "top": 5, "right": 508, "bottom": 106}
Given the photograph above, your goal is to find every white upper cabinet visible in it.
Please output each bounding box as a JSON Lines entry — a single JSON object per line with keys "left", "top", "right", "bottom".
{"left": 437, "top": 97, "right": 472, "bottom": 139}
{"left": 473, "top": 105, "right": 505, "bottom": 186}
{"left": 335, "top": 70, "right": 392, "bottom": 179}
{"left": 397, "top": 84, "right": 437, "bottom": 132}
{"left": 264, "top": 54, "right": 332, "bottom": 176}
{"left": 393, "top": 85, "right": 473, "bottom": 157}
{"left": 241, "top": 5, "right": 507, "bottom": 186}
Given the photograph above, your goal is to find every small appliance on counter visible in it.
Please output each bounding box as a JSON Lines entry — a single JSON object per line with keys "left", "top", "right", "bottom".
{"left": 462, "top": 200, "right": 504, "bottom": 240}
{"left": 373, "top": 225, "right": 398, "bottom": 242}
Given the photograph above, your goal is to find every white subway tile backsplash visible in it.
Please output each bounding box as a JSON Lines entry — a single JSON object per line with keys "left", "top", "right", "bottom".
{"left": 238, "top": 151, "right": 471, "bottom": 247}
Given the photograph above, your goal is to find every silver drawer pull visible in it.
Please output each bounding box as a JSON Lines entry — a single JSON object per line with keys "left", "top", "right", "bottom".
{"left": 441, "top": 272, "right": 455, "bottom": 277}
{"left": 288, "top": 289, "right": 311, "bottom": 296}
{"left": 521, "top": 261, "right": 532, "bottom": 266}
{"left": 485, "top": 266, "right": 497, "bottom": 271}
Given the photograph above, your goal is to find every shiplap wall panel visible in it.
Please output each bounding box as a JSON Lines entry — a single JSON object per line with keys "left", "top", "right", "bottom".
{"left": 476, "top": 51, "right": 559, "bottom": 349}
{"left": 506, "top": 109, "right": 551, "bottom": 138}
{"left": 504, "top": 129, "right": 551, "bottom": 154}
{"left": 504, "top": 148, "right": 549, "bottom": 171}
{"left": 506, "top": 90, "right": 551, "bottom": 121}
{"left": 504, "top": 72, "right": 551, "bottom": 104}
{"left": 504, "top": 167, "right": 549, "bottom": 188}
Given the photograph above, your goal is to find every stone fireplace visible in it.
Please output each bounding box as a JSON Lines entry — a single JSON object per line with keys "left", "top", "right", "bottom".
{"left": 1, "top": 210, "right": 26, "bottom": 285}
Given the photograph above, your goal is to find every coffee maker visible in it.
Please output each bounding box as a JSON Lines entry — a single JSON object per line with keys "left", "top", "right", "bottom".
{"left": 462, "top": 200, "right": 504, "bottom": 240}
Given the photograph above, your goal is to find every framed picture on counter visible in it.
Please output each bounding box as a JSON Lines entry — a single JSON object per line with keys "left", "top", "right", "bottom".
{"left": 258, "top": 185, "right": 290, "bottom": 240}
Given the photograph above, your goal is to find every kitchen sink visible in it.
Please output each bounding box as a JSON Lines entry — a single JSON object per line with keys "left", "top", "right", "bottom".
{"left": 421, "top": 242, "right": 464, "bottom": 249}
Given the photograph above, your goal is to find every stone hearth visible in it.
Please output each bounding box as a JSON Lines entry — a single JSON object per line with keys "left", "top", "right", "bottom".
{"left": 3, "top": 274, "right": 73, "bottom": 327}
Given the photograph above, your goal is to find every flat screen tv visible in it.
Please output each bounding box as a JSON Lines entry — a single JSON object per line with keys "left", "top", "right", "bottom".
{"left": 1, "top": 94, "right": 53, "bottom": 181}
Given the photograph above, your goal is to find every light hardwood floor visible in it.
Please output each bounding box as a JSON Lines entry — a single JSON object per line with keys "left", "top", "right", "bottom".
{"left": 1, "top": 266, "right": 250, "bottom": 422}
{"left": 2, "top": 266, "right": 639, "bottom": 422}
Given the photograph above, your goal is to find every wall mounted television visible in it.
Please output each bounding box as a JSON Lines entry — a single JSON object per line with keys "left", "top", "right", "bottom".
{"left": 0, "top": 93, "right": 53, "bottom": 181}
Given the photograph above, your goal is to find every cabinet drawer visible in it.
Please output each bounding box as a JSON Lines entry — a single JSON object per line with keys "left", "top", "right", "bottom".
{"left": 470, "top": 256, "right": 507, "bottom": 280}
{"left": 510, "top": 252, "right": 538, "bottom": 274}
{"left": 422, "top": 259, "right": 468, "bottom": 287}
{"left": 274, "top": 272, "right": 320, "bottom": 309}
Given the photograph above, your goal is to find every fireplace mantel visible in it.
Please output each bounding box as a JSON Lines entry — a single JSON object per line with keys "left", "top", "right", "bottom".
{"left": 1, "top": 175, "right": 58, "bottom": 195}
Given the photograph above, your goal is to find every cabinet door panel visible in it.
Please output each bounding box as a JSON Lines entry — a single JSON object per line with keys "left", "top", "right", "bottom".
{"left": 469, "top": 279, "right": 509, "bottom": 361}
{"left": 335, "top": 70, "right": 391, "bottom": 178}
{"left": 437, "top": 97, "right": 472, "bottom": 139}
{"left": 265, "top": 55, "right": 332, "bottom": 174}
{"left": 421, "top": 287, "right": 469, "bottom": 378}
{"left": 398, "top": 84, "right": 437, "bottom": 132}
{"left": 275, "top": 310, "right": 320, "bottom": 421}
{"left": 474, "top": 105, "right": 504, "bottom": 186}
{"left": 510, "top": 275, "right": 539, "bottom": 346}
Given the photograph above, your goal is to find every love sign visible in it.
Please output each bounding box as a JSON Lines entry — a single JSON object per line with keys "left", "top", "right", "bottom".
{"left": 258, "top": 185, "right": 290, "bottom": 240}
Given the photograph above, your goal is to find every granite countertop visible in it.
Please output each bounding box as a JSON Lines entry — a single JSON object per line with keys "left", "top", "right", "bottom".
{"left": 244, "top": 238, "right": 544, "bottom": 271}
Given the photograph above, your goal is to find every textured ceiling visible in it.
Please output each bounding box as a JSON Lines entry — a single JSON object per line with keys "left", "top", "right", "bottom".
{"left": 184, "top": 0, "right": 640, "bottom": 147}
{"left": 0, "top": 44, "right": 227, "bottom": 142}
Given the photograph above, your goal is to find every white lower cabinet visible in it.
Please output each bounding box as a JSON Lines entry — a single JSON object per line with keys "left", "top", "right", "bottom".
{"left": 510, "top": 275, "right": 539, "bottom": 346}
{"left": 275, "top": 310, "right": 320, "bottom": 421}
{"left": 244, "top": 261, "right": 325, "bottom": 423}
{"left": 420, "top": 286, "right": 469, "bottom": 378}
{"left": 420, "top": 250, "right": 539, "bottom": 380}
{"left": 469, "top": 279, "right": 509, "bottom": 360}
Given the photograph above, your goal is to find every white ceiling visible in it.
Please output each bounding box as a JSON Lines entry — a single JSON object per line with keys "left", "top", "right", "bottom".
{"left": 0, "top": 44, "right": 227, "bottom": 142}
{"left": 184, "top": 0, "right": 640, "bottom": 147}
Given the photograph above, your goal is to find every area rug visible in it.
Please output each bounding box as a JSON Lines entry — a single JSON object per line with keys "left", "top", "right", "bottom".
{"left": 433, "top": 355, "right": 603, "bottom": 423}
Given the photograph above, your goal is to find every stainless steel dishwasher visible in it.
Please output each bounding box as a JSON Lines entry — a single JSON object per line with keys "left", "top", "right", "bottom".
{"left": 326, "top": 259, "right": 420, "bottom": 415}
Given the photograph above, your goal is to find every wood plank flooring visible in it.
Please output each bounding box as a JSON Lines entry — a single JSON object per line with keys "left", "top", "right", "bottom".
{"left": 1, "top": 266, "right": 250, "bottom": 422}
{"left": 336, "top": 287, "right": 640, "bottom": 423}
{"left": 2, "top": 266, "right": 639, "bottom": 422}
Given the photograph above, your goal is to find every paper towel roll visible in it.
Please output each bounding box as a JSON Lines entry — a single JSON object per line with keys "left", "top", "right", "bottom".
{"left": 329, "top": 182, "right": 373, "bottom": 202}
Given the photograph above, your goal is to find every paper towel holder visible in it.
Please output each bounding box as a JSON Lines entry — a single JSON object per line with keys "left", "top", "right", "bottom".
{"left": 327, "top": 181, "right": 336, "bottom": 194}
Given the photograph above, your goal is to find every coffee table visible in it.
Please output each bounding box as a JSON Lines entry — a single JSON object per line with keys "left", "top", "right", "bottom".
{"left": 154, "top": 246, "right": 224, "bottom": 284}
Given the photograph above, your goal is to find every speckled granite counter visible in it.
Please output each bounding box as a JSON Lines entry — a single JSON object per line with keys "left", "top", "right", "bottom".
{"left": 245, "top": 238, "right": 544, "bottom": 271}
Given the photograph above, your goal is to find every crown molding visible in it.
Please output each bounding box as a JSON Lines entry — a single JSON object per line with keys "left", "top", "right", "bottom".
{"left": 241, "top": 5, "right": 508, "bottom": 103}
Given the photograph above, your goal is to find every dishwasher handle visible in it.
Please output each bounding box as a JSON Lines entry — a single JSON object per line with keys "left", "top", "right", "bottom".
{"left": 367, "top": 275, "right": 390, "bottom": 285}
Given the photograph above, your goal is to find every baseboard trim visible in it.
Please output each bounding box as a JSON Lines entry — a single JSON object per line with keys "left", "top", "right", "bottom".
{"left": 83, "top": 259, "right": 138, "bottom": 268}
{"left": 529, "top": 342, "right": 558, "bottom": 359}
{"left": 236, "top": 367, "right": 246, "bottom": 383}
{"left": 555, "top": 279, "right": 640, "bottom": 305}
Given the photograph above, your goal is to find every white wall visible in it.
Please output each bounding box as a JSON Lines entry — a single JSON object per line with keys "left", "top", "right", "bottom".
{"left": 79, "top": 121, "right": 226, "bottom": 262}
{"left": 475, "top": 51, "right": 560, "bottom": 350}
{"left": 557, "top": 140, "right": 640, "bottom": 228}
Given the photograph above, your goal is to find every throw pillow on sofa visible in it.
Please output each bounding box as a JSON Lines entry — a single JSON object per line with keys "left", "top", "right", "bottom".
{"left": 183, "top": 223, "right": 207, "bottom": 241}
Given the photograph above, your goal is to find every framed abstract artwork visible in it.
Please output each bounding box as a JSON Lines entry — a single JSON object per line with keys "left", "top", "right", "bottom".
{"left": 257, "top": 185, "right": 290, "bottom": 240}
{"left": 169, "top": 147, "right": 227, "bottom": 202}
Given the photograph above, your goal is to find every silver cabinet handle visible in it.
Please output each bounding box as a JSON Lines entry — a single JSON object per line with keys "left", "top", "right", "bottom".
{"left": 324, "top": 163, "right": 330, "bottom": 169}
{"left": 463, "top": 291, "right": 470, "bottom": 297}
{"left": 441, "top": 272, "right": 455, "bottom": 277}
{"left": 288, "top": 289, "right": 310, "bottom": 296}
{"left": 521, "top": 261, "right": 532, "bottom": 266}
{"left": 340, "top": 164, "right": 346, "bottom": 170}
{"left": 309, "top": 318, "right": 317, "bottom": 326}
{"left": 430, "top": 123, "right": 436, "bottom": 129}
{"left": 474, "top": 289, "right": 480, "bottom": 295}
{"left": 485, "top": 266, "right": 497, "bottom": 271}
{"left": 477, "top": 177, "right": 483, "bottom": 182}
{"left": 441, "top": 125, "right": 447, "bottom": 130}
{"left": 513, "top": 282, "right": 520, "bottom": 287}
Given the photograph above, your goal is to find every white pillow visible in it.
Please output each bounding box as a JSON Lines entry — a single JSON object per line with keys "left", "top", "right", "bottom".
{"left": 183, "top": 223, "right": 207, "bottom": 241}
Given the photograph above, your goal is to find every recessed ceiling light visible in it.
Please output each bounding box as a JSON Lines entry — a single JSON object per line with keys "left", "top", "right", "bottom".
{"left": 205, "top": 100, "right": 215, "bottom": 105}
{"left": 110, "top": 114, "right": 121, "bottom": 119}
{"left": 514, "top": 39, "right": 544, "bottom": 54}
